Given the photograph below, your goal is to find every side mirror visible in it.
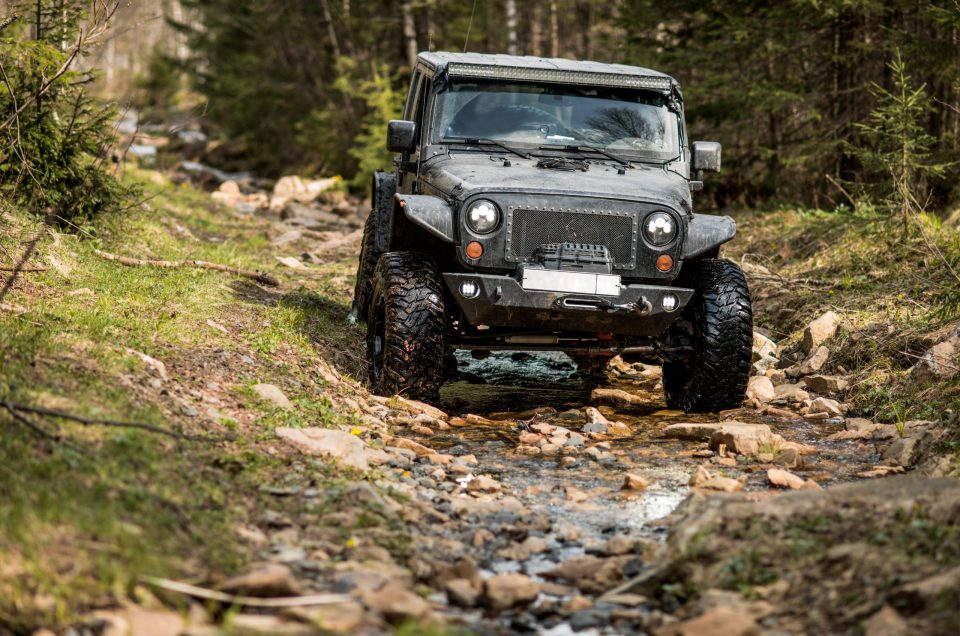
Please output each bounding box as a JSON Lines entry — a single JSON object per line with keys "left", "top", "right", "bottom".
{"left": 387, "top": 120, "right": 417, "bottom": 153}
{"left": 691, "top": 141, "right": 722, "bottom": 173}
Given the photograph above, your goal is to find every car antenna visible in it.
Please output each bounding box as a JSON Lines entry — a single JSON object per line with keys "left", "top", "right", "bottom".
{"left": 463, "top": 0, "right": 477, "bottom": 52}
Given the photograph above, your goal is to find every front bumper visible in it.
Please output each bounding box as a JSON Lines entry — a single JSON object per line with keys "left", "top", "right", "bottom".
{"left": 444, "top": 273, "right": 694, "bottom": 337}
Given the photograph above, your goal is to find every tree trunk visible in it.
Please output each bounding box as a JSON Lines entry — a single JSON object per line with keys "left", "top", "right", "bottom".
{"left": 402, "top": 0, "right": 417, "bottom": 68}
{"left": 549, "top": 0, "right": 559, "bottom": 57}
{"left": 505, "top": 0, "right": 517, "bottom": 55}
{"left": 530, "top": 2, "right": 542, "bottom": 56}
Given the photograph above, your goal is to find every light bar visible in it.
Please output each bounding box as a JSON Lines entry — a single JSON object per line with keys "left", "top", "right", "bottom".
{"left": 446, "top": 63, "right": 674, "bottom": 92}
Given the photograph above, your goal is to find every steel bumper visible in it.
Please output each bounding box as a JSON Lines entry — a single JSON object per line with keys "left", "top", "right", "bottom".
{"left": 444, "top": 273, "right": 694, "bottom": 337}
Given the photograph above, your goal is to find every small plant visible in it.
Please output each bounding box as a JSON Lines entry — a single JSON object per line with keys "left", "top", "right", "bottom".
{"left": 891, "top": 403, "right": 909, "bottom": 439}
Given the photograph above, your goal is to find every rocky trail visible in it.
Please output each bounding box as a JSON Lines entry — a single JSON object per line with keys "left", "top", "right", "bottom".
{"left": 8, "top": 162, "right": 957, "bottom": 636}
{"left": 111, "top": 172, "right": 953, "bottom": 636}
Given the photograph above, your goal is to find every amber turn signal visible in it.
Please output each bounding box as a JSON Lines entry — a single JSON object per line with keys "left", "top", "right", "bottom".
{"left": 656, "top": 254, "right": 674, "bottom": 271}
{"left": 465, "top": 241, "right": 484, "bottom": 259}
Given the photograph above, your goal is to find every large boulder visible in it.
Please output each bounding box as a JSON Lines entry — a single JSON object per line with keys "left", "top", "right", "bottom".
{"left": 276, "top": 427, "right": 368, "bottom": 470}
{"left": 709, "top": 423, "right": 785, "bottom": 456}
{"left": 746, "top": 376, "right": 776, "bottom": 402}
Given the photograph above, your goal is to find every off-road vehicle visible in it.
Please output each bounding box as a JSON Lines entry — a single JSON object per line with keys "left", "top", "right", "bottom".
{"left": 349, "top": 52, "right": 752, "bottom": 412}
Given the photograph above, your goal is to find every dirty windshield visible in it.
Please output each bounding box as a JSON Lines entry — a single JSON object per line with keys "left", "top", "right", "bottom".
{"left": 433, "top": 80, "right": 680, "bottom": 160}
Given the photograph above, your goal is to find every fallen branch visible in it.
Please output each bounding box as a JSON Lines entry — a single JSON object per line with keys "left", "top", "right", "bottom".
{"left": 5, "top": 402, "right": 188, "bottom": 440}
{"left": 1, "top": 402, "right": 90, "bottom": 456}
{"left": 0, "top": 302, "right": 25, "bottom": 313}
{"left": 93, "top": 249, "right": 279, "bottom": 287}
{"left": 142, "top": 576, "right": 352, "bottom": 608}
{"left": 0, "top": 266, "right": 45, "bottom": 272}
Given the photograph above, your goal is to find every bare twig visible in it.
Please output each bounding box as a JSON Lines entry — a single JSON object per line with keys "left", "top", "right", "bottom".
{"left": 7, "top": 402, "right": 187, "bottom": 440}
{"left": 824, "top": 173, "right": 857, "bottom": 209}
{"left": 93, "top": 249, "right": 280, "bottom": 286}
{"left": 0, "top": 232, "right": 42, "bottom": 302}
{"left": 0, "top": 266, "right": 45, "bottom": 272}
{"left": 1, "top": 402, "right": 90, "bottom": 455}
{"left": 0, "top": 13, "right": 19, "bottom": 33}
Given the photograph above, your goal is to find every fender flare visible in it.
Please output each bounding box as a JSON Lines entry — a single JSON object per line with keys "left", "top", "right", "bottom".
{"left": 682, "top": 214, "right": 737, "bottom": 260}
{"left": 395, "top": 194, "right": 456, "bottom": 243}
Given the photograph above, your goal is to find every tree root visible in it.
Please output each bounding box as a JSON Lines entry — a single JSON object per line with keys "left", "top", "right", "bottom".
{"left": 93, "top": 249, "right": 280, "bottom": 287}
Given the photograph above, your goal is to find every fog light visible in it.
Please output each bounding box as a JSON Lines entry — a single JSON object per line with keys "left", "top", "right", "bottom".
{"left": 662, "top": 293, "right": 679, "bottom": 312}
{"left": 465, "top": 241, "right": 484, "bottom": 259}
{"left": 459, "top": 280, "right": 480, "bottom": 298}
{"left": 656, "top": 254, "right": 674, "bottom": 271}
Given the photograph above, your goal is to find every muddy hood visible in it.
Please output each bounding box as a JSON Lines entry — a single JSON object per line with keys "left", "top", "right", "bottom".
{"left": 421, "top": 153, "right": 692, "bottom": 212}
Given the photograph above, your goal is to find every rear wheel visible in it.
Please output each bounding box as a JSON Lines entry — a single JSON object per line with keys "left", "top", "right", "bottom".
{"left": 367, "top": 252, "right": 446, "bottom": 400}
{"left": 347, "top": 213, "right": 379, "bottom": 324}
{"left": 662, "top": 259, "right": 752, "bottom": 412}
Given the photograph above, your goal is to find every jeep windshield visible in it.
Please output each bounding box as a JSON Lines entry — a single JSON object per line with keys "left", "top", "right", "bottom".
{"left": 432, "top": 81, "right": 680, "bottom": 161}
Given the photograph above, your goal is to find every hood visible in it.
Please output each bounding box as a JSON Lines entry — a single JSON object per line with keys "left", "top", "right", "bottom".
{"left": 420, "top": 151, "right": 692, "bottom": 213}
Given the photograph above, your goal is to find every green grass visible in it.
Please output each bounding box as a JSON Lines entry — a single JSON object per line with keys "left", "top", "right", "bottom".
{"left": 0, "top": 170, "right": 384, "bottom": 631}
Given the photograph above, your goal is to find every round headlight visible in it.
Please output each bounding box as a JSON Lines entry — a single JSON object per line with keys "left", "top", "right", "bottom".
{"left": 465, "top": 199, "right": 500, "bottom": 234}
{"left": 642, "top": 211, "right": 677, "bottom": 246}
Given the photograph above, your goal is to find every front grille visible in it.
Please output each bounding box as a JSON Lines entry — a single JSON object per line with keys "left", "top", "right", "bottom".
{"left": 506, "top": 208, "right": 637, "bottom": 268}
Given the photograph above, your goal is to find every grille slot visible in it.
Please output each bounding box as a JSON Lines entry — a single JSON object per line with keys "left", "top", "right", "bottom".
{"left": 507, "top": 208, "right": 637, "bottom": 268}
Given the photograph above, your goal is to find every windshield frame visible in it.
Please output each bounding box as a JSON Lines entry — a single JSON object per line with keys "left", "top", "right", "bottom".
{"left": 428, "top": 79, "right": 684, "bottom": 162}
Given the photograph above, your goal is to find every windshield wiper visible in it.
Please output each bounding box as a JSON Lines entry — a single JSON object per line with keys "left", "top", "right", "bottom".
{"left": 542, "top": 144, "right": 632, "bottom": 167}
{"left": 447, "top": 137, "right": 531, "bottom": 160}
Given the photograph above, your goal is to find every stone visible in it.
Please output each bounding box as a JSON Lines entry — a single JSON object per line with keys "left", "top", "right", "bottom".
{"left": 802, "top": 310, "right": 840, "bottom": 354}
{"left": 766, "top": 468, "right": 805, "bottom": 490}
{"left": 481, "top": 573, "right": 540, "bottom": 610}
{"left": 697, "top": 476, "right": 744, "bottom": 492}
{"left": 622, "top": 473, "right": 649, "bottom": 491}
{"left": 659, "top": 606, "right": 760, "bottom": 636}
{"left": 709, "top": 423, "right": 784, "bottom": 456}
{"left": 360, "top": 581, "right": 429, "bottom": 624}
{"left": 690, "top": 464, "right": 713, "bottom": 487}
{"left": 773, "top": 446, "right": 802, "bottom": 468}
{"left": 805, "top": 375, "right": 849, "bottom": 394}
{"left": 466, "top": 475, "right": 501, "bottom": 494}
{"left": 752, "top": 331, "right": 779, "bottom": 374}
{"left": 846, "top": 417, "right": 881, "bottom": 432}
{"left": 910, "top": 334, "right": 960, "bottom": 383}
{"left": 800, "top": 345, "right": 830, "bottom": 375}
{"left": 252, "top": 383, "right": 293, "bottom": 409}
{"left": 518, "top": 432, "right": 542, "bottom": 445}
{"left": 773, "top": 383, "right": 809, "bottom": 403}
{"left": 401, "top": 398, "right": 448, "bottom": 421}
{"left": 590, "top": 387, "right": 646, "bottom": 409}
{"left": 893, "top": 565, "right": 960, "bottom": 610}
{"left": 276, "top": 427, "right": 368, "bottom": 470}
{"left": 283, "top": 601, "right": 366, "bottom": 634}
{"left": 445, "top": 578, "right": 480, "bottom": 607}
{"left": 600, "top": 536, "right": 639, "bottom": 556}
{"left": 808, "top": 396, "right": 843, "bottom": 417}
{"left": 663, "top": 422, "right": 724, "bottom": 442}
{"left": 219, "top": 563, "right": 301, "bottom": 597}
{"left": 582, "top": 407, "right": 610, "bottom": 434}
{"left": 746, "top": 376, "right": 776, "bottom": 403}
{"left": 863, "top": 605, "right": 909, "bottom": 636}
{"left": 391, "top": 437, "right": 434, "bottom": 457}
{"left": 543, "top": 555, "right": 604, "bottom": 583}
{"left": 607, "top": 421, "right": 631, "bottom": 435}
{"left": 882, "top": 437, "right": 919, "bottom": 467}
{"left": 276, "top": 256, "right": 303, "bottom": 269}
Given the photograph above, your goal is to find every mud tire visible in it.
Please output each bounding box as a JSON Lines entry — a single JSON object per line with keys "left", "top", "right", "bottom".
{"left": 348, "top": 173, "right": 395, "bottom": 324}
{"left": 662, "top": 259, "right": 752, "bottom": 412}
{"left": 367, "top": 252, "right": 446, "bottom": 400}
{"left": 570, "top": 354, "right": 609, "bottom": 388}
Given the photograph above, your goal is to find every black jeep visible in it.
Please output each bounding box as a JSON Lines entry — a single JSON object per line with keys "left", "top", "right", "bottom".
{"left": 349, "top": 52, "right": 752, "bottom": 412}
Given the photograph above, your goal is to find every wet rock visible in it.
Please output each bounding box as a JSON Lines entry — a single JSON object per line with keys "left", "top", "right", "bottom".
{"left": 659, "top": 606, "right": 760, "bottom": 636}
{"left": 863, "top": 605, "right": 909, "bottom": 636}
{"left": 446, "top": 578, "right": 480, "bottom": 607}
{"left": 252, "top": 383, "right": 293, "bottom": 409}
{"left": 803, "top": 310, "right": 840, "bottom": 354}
{"left": 607, "top": 421, "right": 631, "bottom": 435}
{"left": 555, "top": 408, "right": 585, "bottom": 425}
{"left": 773, "top": 383, "right": 809, "bottom": 403}
{"left": 390, "top": 437, "right": 435, "bottom": 457}
{"left": 622, "top": 473, "right": 649, "bottom": 491}
{"left": 482, "top": 573, "right": 540, "bottom": 610}
{"left": 773, "top": 446, "right": 802, "bottom": 469}
{"left": 360, "top": 580, "right": 430, "bottom": 625}
{"left": 590, "top": 387, "right": 646, "bottom": 409}
{"left": 766, "top": 468, "right": 806, "bottom": 490}
{"left": 600, "top": 536, "right": 640, "bottom": 556}
{"left": 808, "top": 396, "right": 843, "bottom": 416}
{"left": 584, "top": 446, "right": 616, "bottom": 463}
{"left": 498, "top": 536, "right": 549, "bottom": 561}
{"left": 709, "top": 422, "right": 784, "bottom": 456}
{"left": 276, "top": 427, "right": 368, "bottom": 470}
{"left": 805, "top": 374, "right": 849, "bottom": 394}
{"left": 909, "top": 332, "right": 960, "bottom": 383}
{"left": 882, "top": 437, "right": 919, "bottom": 467}
{"left": 519, "top": 432, "right": 542, "bottom": 445}
{"left": 663, "top": 422, "right": 724, "bottom": 441}
{"left": 544, "top": 555, "right": 604, "bottom": 584}
{"left": 219, "top": 563, "right": 301, "bottom": 597}
{"left": 800, "top": 345, "right": 830, "bottom": 375}
{"left": 746, "top": 376, "right": 775, "bottom": 403}
{"left": 582, "top": 407, "right": 610, "bottom": 433}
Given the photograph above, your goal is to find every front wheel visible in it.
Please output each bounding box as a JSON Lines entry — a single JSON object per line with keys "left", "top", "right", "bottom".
{"left": 662, "top": 259, "right": 752, "bottom": 412}
{"left": 367, "top": 252, "right": 446, "bottom": 400}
